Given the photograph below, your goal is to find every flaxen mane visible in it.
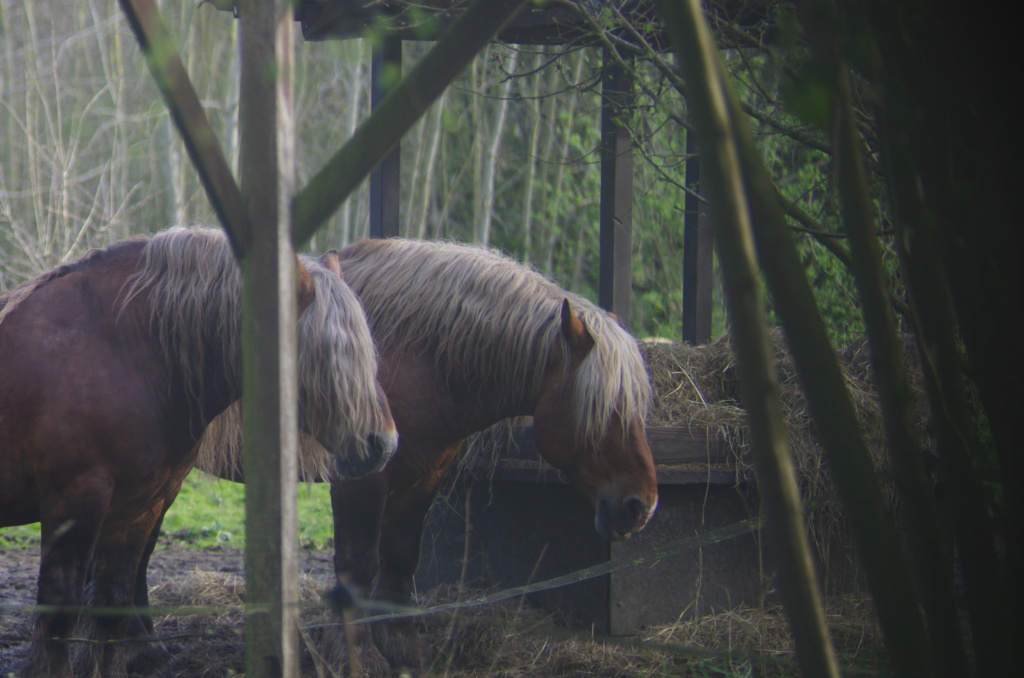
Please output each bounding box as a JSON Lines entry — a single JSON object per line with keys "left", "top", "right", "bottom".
{"left": 337, "top": 238, "right": 651, "bottom": 445}
{"left": 120, "top": 226, "right": 242, "bottom": 428}
{"left": 195, "top": 254, "right": 383, "bottom": 482}
{"left": 296, "top": 255, "right": 381, "bottom": 454}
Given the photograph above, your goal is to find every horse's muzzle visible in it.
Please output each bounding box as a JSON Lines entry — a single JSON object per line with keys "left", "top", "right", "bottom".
{"left": 334, "top": 429, "right": 398, "bottom": 478}
{"left": 595, "top": 494, "right": 657, "bottom": 541}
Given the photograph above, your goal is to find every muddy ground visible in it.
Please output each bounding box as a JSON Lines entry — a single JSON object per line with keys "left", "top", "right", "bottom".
{"left": 1, "top": 536, "right": 886, "bottom": 677}
{"left": 2, "top": 537, "right": 697, "bottom": 678}
{"left": 0, "top": 539, "right": 340, "bottom": 676}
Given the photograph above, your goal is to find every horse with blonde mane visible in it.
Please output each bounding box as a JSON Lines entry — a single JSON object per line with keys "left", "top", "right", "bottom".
{"left": 324, "top": 238, "right": 658, "bottom": 676}
{"left": 0, "top": 227, "right": 397, "bottom": 678}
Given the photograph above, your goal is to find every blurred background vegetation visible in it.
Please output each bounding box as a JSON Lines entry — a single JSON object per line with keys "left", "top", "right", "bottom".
{"left": 0, "top": 0, "right": 887, "bottom": 345}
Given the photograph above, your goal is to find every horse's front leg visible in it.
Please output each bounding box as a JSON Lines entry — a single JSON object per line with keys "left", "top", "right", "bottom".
{"left": 80, "top": 502, "right": 170, "bottom": 678}
{"left": 20, "top": 483, "right": 111, "bottom": 678}
{"left": 324, "top": 472, "right": 390, "bottom": 676}
{"left": 370, "top": 442, "right": 463, "bottom": 677}
{"left": 132, "top": 502, "right": 170, "bottom": 635}
{"left": 331, "top": 472, "right": 388, "bottom": 595}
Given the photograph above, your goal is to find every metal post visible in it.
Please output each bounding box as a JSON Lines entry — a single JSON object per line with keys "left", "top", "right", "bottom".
{"left": 599, "top": 49, "right": 633, "bottom": 324}
{"left": 238, "top": 1, "right": 299, "bottom": 676}
{"left": 369, "top": 36, "right": 402, "bottom": 238}
{"left": 682, "top": 129, "right": 713, "bottom": 344}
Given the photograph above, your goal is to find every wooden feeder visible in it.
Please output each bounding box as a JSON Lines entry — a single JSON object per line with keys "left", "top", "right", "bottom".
{"left": 415, "top": 424, "right": 768, "bottom": 635}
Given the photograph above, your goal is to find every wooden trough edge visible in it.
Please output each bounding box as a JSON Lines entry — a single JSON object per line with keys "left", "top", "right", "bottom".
{"left": 473, "top": 424, "right": 748, "bottom": 486}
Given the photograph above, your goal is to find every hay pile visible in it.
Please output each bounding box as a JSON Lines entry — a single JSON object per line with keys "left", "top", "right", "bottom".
{"left": 413, "top": 585, "right": 881, "bottom": 677}
{"left": 414, "top": 584, "right": 687, "bottom": 678}
{"left": 144, "top": 568, "right": 339, "bottom": 677}
{"left": 640, "top": 329, "right": 929, "bottom": 595}
{"left": 139, "top": 569, "right": 883, "bottom": 677}
{"left": 640, "top": 329, "right": 928, "bottom": 478}
{"left": 645, "top": 594, "right": 886, "bottom": 677}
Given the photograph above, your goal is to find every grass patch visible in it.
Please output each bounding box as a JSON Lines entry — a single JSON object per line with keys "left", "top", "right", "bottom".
{"left": 162, "top": 470, "right": 335, "bottom": 550}
{"left": 0, "top": 524, "right": 39, "bottom": 548}
{"left": 0, "top": 469, "right": 335, "bottom": 551}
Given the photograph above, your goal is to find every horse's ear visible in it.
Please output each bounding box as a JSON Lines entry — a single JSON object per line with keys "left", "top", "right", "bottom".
{"left": 560, "top": 298, "right": 594, "bottom": 355}
{"left": 296, "top": 259, "right": 315, "bottom": 314}
{"left": 320, "top": 250, "right": 342, "bottom": 276}
{"left": 604, "top": 309, "right": 628, "bottom": 329}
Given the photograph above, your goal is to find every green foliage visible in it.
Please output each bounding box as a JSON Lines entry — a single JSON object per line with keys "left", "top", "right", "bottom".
{"left": 731, "top": 45, "right": 900, "bottom": 346}
{"left": 1, "top": 2, "right": 897, "bottom": 370}
{"left": 780, "top": 62, "right": 838, "bottom": 132}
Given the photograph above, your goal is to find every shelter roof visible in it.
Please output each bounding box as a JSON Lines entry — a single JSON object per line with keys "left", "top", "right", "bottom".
{"left": 294, "top": 0, "right": 778, "bottom": 45}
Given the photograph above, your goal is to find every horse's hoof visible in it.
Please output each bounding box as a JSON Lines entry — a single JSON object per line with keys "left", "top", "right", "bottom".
{"left": 20, "top": 642, "right": 73, "bottom": 678}
{"left": 372, "top": 620, "right": 424, "bottom": 677}
{"left": 320, "top": 623, "right": 393, "bottom": 677}
{"left": 15, "top": 661, "right": 73, "bottom": 678}
{"left": 126, "top": 641, "right": 174, "bottom": 675}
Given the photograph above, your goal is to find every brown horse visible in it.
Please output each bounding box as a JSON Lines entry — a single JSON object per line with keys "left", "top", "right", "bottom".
{"left": 326, "top": 238, "right": 658, "bottom": 675}
{"left": 0, "top": 227, "right": 397, "bottom": 678}
{"left": 192, "top": 238, "right": 658, "bottom": 675}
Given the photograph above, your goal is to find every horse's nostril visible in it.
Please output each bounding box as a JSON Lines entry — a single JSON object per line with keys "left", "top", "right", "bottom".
{"left": 625, "top": 496, "right": 645, "bottom": 522}
{"left": 334, "top": 434, "right": 391, "bottom": 479}
{"left": 335, "top": 452, "right": 372, "bottom": 479}
{"left": 368, "top": 429, "right": 398, "bottom": 461}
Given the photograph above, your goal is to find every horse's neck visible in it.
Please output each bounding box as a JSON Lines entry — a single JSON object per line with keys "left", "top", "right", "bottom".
{"left": 382, "top": 343, "right": 537, "bottom": 445}
{"left": 453, "top": 385, "right": 534, "bottom": 435}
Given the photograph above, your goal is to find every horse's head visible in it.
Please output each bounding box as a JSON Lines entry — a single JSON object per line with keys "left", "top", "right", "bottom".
{"left": 331, "top": 378, "right": 398, "bottom": 478}
{"left": 296, "top": 252, "right": 398, "bottom": 479}
{"left": 531, "top": 300, "right": 658, "bottom": 541}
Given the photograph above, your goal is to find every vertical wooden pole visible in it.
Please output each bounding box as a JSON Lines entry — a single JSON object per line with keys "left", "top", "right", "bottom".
{"left": 682, "top": 130, "right": 713, "bottom": 344}
{"left": 369, "top": 36, "right": 402, "bottom": 238}
{"left": 599, "top": 49, "right": 633, "bottom": 324}
{"left": 238, "top": 1, "right": 299, "bottom": 676}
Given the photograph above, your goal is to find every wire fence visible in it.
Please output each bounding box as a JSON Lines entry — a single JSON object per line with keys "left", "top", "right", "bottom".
{"left": 0, "top": 516, "right": 762, "bottom": 640}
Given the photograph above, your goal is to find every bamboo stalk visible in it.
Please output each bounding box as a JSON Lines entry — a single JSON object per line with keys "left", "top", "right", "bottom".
{"left": 803, "top": 1, "right": 969, "bottom": 674}
{"left": 653, "top": 2, "right": 840, "bottom": 676}
{"left": 414, "top": 97, "right": 445, "bottom": 240}
{"left": 875, "top": 69, "right": 1012, "bottom": 678}
{"left": 697, "top": 19, "right": 937, "bottom": 678}
{"left": 519, "top": 49, "right": 544, "bottom": 264}
{"left": 476, "top": 47, "right": 517, "bottom": 246}
{"left": 541, "top": 50, "right": 587, "bottom": 274}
